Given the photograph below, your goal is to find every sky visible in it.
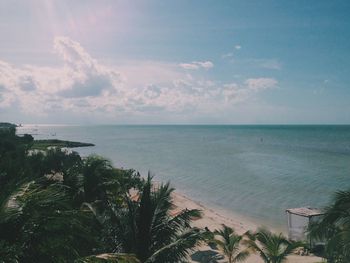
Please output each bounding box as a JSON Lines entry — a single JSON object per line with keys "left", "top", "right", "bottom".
{"left": 0, "top": 0, "right": 349, "bottom": 124}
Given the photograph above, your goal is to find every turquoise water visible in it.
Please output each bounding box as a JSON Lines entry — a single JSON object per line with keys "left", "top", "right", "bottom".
{"left": 19, "top": 125, "right": 350, "bottom": 230}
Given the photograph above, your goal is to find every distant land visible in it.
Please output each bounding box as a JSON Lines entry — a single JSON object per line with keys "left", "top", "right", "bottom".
{"left": 0, "top": 122, "right": 17, "bottom": 129}
{"left": 1, "top": 122, "right": 94, "bottom": 150}
{"left": 32, "top": 139, "right": 95, "bottom": 150}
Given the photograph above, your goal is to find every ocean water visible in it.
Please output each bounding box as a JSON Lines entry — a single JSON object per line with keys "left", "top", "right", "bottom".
{"left": 19, "top": 125, "right": 350, "bottom": 230}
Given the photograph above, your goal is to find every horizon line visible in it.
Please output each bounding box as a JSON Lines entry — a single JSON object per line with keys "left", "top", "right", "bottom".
{"left": 16, "top": 123, "right": 350, "bottom": 127}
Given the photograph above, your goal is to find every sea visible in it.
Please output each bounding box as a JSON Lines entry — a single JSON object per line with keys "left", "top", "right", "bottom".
{"left": 18, "top": 125, "right": 350, "bottom": 231}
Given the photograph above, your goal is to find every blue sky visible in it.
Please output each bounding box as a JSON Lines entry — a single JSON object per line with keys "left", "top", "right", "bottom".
{"left": 0, "top": 0, "right": 349, "bottom": 124}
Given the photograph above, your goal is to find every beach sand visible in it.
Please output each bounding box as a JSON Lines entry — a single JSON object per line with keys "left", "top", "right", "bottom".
{"left": 172, "top": 192, "right": 322, "bottom": 263}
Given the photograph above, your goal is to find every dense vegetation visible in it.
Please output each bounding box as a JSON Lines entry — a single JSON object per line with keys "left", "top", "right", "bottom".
{"left": 308, "top": 190, "right": 350, "bottom": 262}
{"left": 0, "top": 123, "right": 17, "bottom": 129}
{"left": 0, "top": 124, "right": 349, "bottom": 262}
{"left": 32, "top": 139, "right": 95, "bottom": 150}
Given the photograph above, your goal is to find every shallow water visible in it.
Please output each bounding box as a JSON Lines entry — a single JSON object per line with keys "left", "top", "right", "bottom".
{"left": 19, "top": 125, "right": 350, "bottom": 230}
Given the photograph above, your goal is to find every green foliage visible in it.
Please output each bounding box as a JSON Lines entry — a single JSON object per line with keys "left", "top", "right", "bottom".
{"left": 244, "top": 227, "right": 300, "bottom": 263}
{"left": 0, "top": 182, "right": 99, "bottom": 262}
{"left": 0, "top": 126, "right": 33, "bottom": 208}
{"left": 0, "top": 125, "right": 143, "bottom": 262}
{"left": 109, "top": 174, "right": 206, "bottom": 263}
{"left": 0, "top": 122, "right": 17, "bottom": 129}
{"left": 32, "top": 139, "right": 94, "bottom": 150}
{"left": 0, "top": 239, "right": 21, "bottom": 262}
{"left": 212, "top": 225, "right": 249, "bottom": 263}
{"left": 308, "top": 190, "right": 350, "bottom": 262}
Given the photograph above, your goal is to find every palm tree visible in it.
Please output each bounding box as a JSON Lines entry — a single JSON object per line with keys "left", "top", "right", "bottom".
{"left": 0, "top": 126, "right": 33, "bottom": 208}
{"left": 0, "top": 152, "right": 145, "bottom": 262}
{"left": 0, "top": 182, "right": 98, "bottom": 262}
{"left": 82, "top": 156, "right": 114, "bottom": 203}
{"left": 110, "top": 174, "right": 205, "bottom": 263}
{"left": 245, "top": 227, "right": 300, "bottom": 263}
{"left": 308, "top": 189, "right": 350, "bottom": 262}
{"left": 0, "top": 127, "right": 145, "bottom": 262}
{"left": 81, "top": 156, "right": 141, "bottom": 205}
{"left": 213, "top": 224, "right": 249, "bottom": 263}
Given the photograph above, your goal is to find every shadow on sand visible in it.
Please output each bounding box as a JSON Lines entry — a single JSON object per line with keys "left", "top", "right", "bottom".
{"left": 191, "top": 249, "right": 223, "bottom": 263}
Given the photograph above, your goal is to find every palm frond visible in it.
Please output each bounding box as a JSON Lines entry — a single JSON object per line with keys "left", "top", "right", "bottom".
{"left": 145, "top": 228, "right": 205, "bottom": 263}
{"left": 234, "top": 250, "right": 250, "bottom": 262}
{"left": 213, "top": 224, "right": 249, "bottom": 263}
{"left": 245, "top": 227, "right": 298, "bottom": 263}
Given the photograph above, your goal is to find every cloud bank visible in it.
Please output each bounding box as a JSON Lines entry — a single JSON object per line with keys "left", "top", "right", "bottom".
{"left": 0, "top": 37, "right": 277, "bottom": 123}
{"left": 179, "top": 61, "right": 214, "bottom": 70}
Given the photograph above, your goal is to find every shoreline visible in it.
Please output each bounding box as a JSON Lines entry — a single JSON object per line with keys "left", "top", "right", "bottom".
{"left": 172, "top": 191, "right": 258, "bottom": 234}
{"left": 171, "top": 186, "right": 287, "bottom": 233}
{"left": 171, "top": 190, "right": 322, "bottom": 263}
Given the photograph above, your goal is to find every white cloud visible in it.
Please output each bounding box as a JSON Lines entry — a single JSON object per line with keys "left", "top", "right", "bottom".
{"left": 179, "top": 61, "right": 214, "bottom": 70}
{"left": 53, "top": 36, "right": 122, "bottom": 97}
{"left": 259, "top": 59, "right": 282, "bottom": 70}
{"left": 221, "top": 53, "right": 233, "bottom": 59}
{"left": 222, "top": 78, "right": 277, "bottom": 102}
{"left": 221, "top": 45, "right": 241, "bottom": 60}
{"left": 0, "top": 37, "right": 123, "bottom": 116}
{"left": 227, "top": 58, "right": 282, "bottom": 70}
{"left": 0, "top": 37, "right": 277, "bottom": 123}
{"left": 245, "top": 78, "right": 278, "bottom": 91}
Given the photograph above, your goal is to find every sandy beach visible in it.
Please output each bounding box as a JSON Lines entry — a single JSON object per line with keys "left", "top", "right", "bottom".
{"left": 172, "top": 191, "right": 322, "bottom": 263}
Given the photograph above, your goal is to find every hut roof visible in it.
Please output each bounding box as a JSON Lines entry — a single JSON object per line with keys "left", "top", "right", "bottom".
{"left": 286, "top": 207, "right": 324, "bottom": 217}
